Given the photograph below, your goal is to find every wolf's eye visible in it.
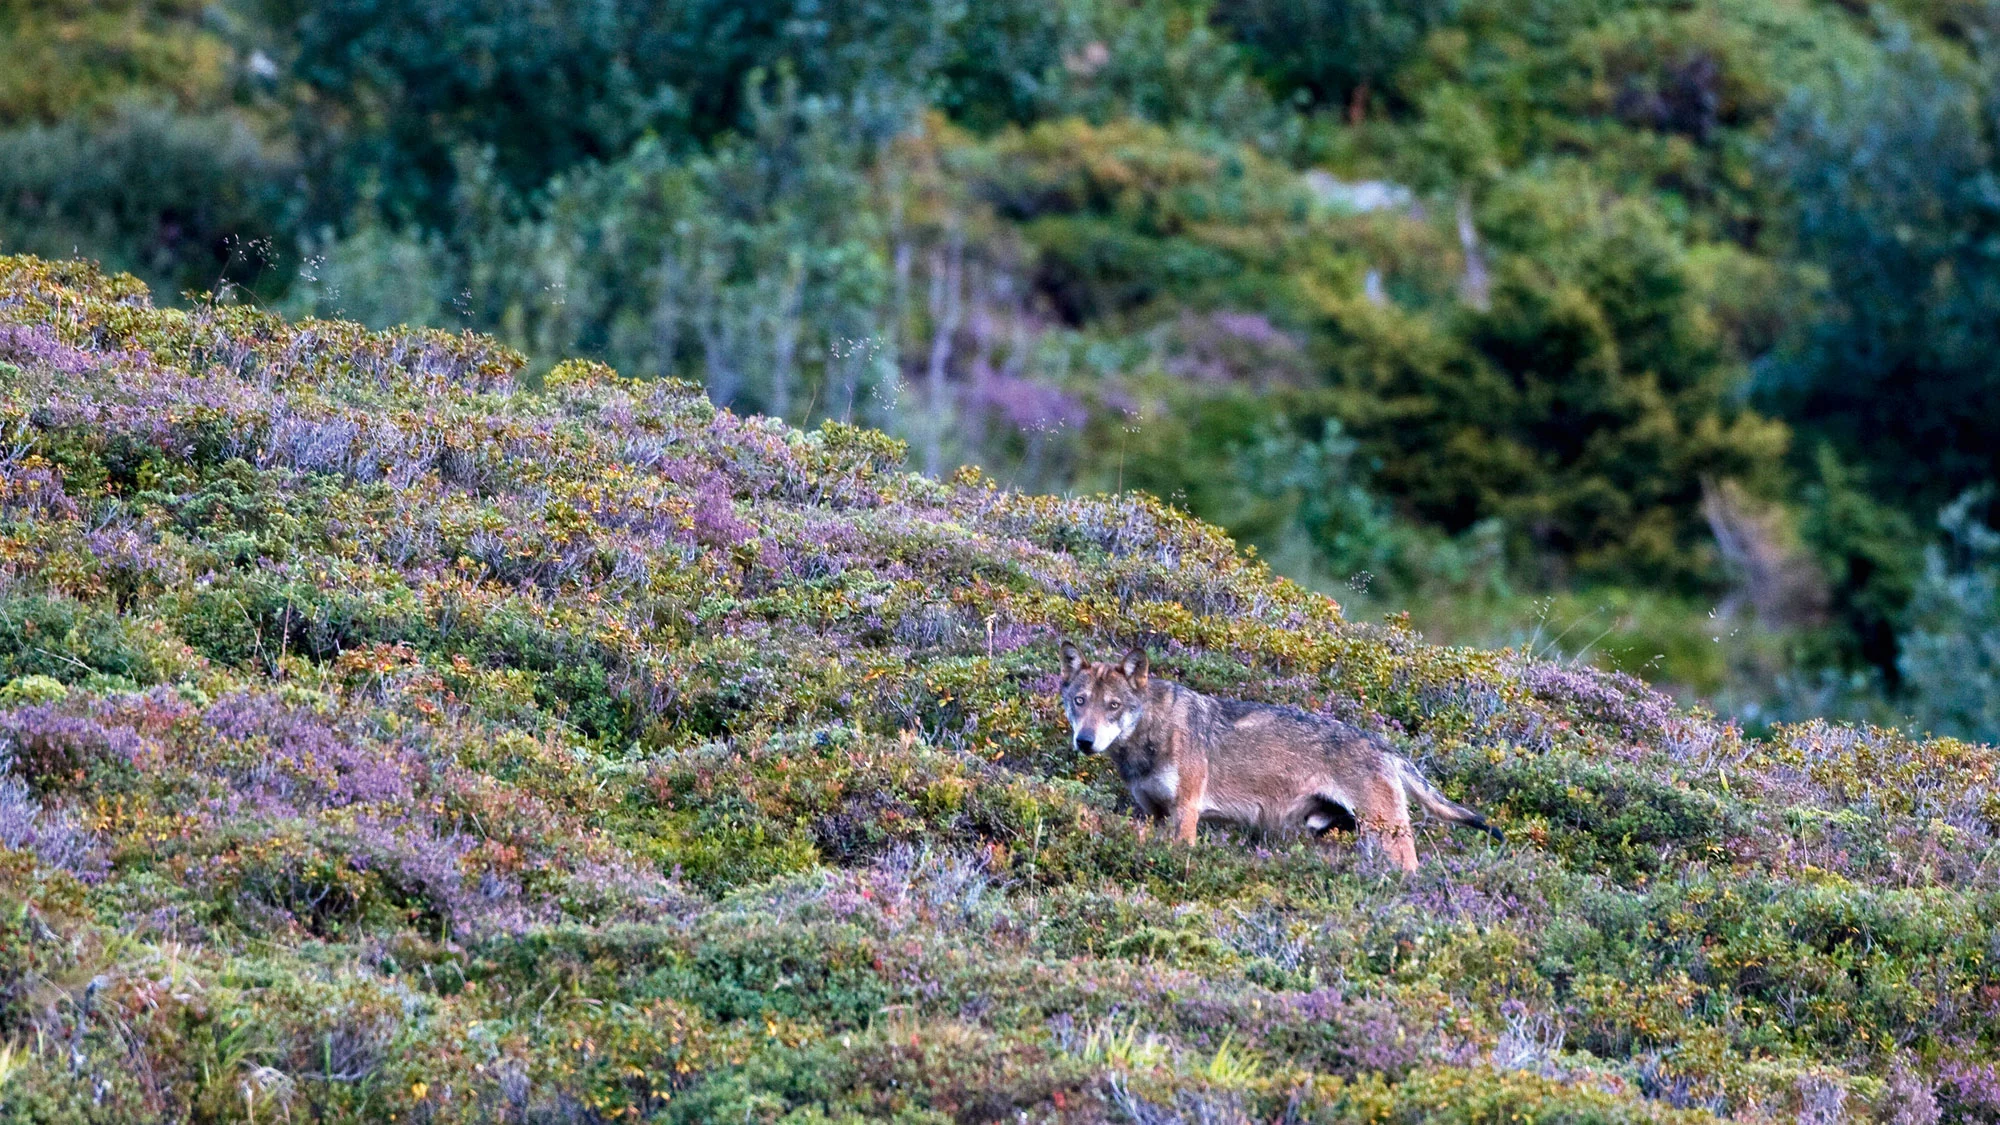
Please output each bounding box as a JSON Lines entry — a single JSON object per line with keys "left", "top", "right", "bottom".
{"left": 1072, "top": 695, "right": 1085, "bottom": 706}
{"left": 1107, "top": 701, "right": 1121, "bottom": 711}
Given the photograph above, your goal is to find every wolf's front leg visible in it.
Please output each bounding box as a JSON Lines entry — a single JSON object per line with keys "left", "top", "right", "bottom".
{"left": 1170, "top": 754, "right": 1206, "bottom": 846}
{"left": 1128, "top": 787, "right": 1165, "bottom": 842}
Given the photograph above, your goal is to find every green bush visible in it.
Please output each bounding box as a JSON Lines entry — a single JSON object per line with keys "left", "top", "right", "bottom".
{"left": 1899, "top": 488, "right": 2000, "bottom": 742}
{"left": 0, "top": 103, "right": 295, "bottom": 299}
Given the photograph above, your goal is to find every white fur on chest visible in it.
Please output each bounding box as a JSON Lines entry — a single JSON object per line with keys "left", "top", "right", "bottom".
{"left": 1136, "top": 763, "right": 1179, "bottom": 806}
{"left": 1131, "top": 764, "right": 1227, "bottom": 815}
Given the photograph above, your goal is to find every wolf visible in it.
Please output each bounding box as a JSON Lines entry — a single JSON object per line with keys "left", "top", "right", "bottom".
{"left": 1059, "top": 641, "right": 1501, "bottom": 870}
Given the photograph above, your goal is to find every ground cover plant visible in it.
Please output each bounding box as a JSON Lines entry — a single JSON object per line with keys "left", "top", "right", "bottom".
{"left": 0, "top": 254, "right": 1995, "bottom": 1123}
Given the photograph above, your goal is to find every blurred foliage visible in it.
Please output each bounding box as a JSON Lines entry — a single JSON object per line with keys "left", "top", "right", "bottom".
{"left": 0, "top": 103, "right": 296, "bottom": 298}
{"left": 1901, "top": 487, "right": 2000, "bottom": 742}
{"left": 1319, "top": 189, "right": 1790, "bottom": 588}
{"left": 0, "top": 0, "right": 241, "bottom": 122}
{"left": 1762, "top": 23, "right": 2000, "bottom": 512}
{"left": 251, "top": 0, "right": 960, "bottom": 224}
{"left": 1798, "top": 445, "right": 1923, "bottom": 689}
{"left": 1214, "top": 0, "right": 1465, "bottom": 114}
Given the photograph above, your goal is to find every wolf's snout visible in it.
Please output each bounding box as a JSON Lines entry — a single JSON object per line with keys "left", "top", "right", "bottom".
{"left": 1074, "top": 732, "right": 1096, "bottom": 753}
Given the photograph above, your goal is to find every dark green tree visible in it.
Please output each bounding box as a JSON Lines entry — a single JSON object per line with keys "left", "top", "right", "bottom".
{"left": 256, "top": 0, "right": 962, "bottom": 225}
{"left": 1210, "top": 0, "right": 1462, "bottom": 114}
{"left": 1799, "top": 445, "right": 1921, "bottom": 687}
{"left": 1323, "top": 195, "right": 1789, "bottom": 588}
{"left": 0, "top": 104, "right": 296, "bottom": 298}
{"left": 1762, "top": 28, "right": 2000, "bottom": 513}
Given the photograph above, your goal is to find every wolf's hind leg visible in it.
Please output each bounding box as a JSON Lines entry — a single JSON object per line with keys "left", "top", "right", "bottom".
{"left": 1378, "top": 823, "right": 1418, "bottom": 871}
{"left": 1358, "top": 775, "right": 1420, "bottom": 871}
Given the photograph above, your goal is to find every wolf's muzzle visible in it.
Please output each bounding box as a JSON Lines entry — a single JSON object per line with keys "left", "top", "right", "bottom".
{"left": 1074, "top": 732, "right": 1097, "bottom": 754}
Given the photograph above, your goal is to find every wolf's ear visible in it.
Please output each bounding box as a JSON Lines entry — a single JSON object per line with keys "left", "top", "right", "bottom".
{"left": 1060, "top": 639, "right": 1084, "bottom": 675}
{"left": 1120, "top": 647, "right": 1149, "bottom": 685}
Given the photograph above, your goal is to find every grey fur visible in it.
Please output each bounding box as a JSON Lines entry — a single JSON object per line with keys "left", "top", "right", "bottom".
{"left": 1058, "top": 640, "right": 1501, "bottom": 870}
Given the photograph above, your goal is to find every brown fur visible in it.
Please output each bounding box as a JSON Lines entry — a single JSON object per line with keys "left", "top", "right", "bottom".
{"left": 1059, "top": 641, "right": 1501, "bottom": 871}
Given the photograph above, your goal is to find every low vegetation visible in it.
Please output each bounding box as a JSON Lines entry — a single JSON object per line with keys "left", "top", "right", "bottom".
{"left": 0, "top": 256, "right": 1992, "bottom": 1122}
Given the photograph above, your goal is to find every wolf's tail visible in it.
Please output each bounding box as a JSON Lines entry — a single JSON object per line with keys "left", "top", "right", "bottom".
{"left": 1395, "top": 757, "right": 1504, "bottom": 841}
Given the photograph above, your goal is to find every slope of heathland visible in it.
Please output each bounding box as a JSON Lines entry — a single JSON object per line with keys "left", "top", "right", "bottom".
{"left": 0, "top": 256, "right": 1993, "bottom": 1123}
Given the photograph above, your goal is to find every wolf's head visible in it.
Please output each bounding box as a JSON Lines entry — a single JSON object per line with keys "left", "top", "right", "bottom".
{"left": 1058, "top": 641, "right": 1149, "bottom": 755}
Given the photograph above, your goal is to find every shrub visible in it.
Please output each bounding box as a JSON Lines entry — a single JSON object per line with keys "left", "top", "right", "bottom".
{"left": 0, "top": 103, "right": 295, "bottom": 299}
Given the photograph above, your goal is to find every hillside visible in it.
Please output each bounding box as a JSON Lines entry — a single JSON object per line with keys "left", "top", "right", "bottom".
{"left": 0, "top": 255, "right": 1993, "bottom": 1123}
